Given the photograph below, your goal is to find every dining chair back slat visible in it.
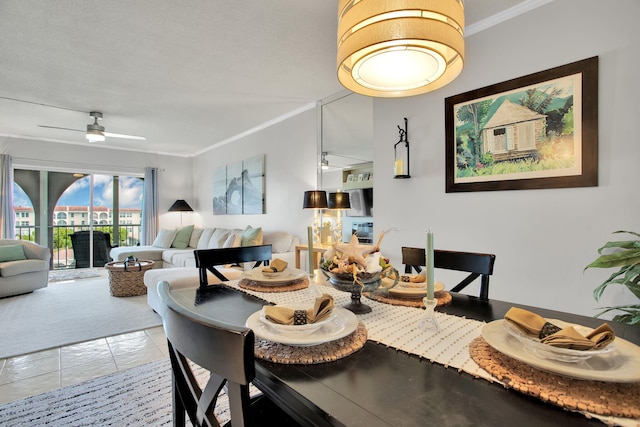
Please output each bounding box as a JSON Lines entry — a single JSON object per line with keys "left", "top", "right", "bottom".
{"left": 194, "top": 245, "right": 272, "bottom": 286}
{"left": 401, "top": 247, "right": 496, "bottom": 301}
{"left": 157, "top": 280, "right": 300, "bottom": 427}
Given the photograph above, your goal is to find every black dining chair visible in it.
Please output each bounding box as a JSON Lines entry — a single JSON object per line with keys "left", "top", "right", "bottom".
{"left": 194, "top": 245, "right": 272, "bottom": 286}
{"left": 157, "top": 280, "right": 300, "bottom": 427}
{"left": 401, "top": 246, "right": 496, "bottom": 301}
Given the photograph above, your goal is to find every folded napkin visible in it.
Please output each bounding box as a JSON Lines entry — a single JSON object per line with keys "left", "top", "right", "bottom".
{"left": 264, "top": 294, "right": 334, "bottom": 325}
{"left": 262, "top": 258, "right": 288, "bottom": 274}
{"left": 504, "top": 307, "right": 615, "bottom": 350}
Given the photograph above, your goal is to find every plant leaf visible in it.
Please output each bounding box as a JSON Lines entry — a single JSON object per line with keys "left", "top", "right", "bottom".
{"left": 585, "top": 251, "right": 640, "bottom": 269}
{"left": 597, "top": 240, "right": 640, "bottom": 254}
{"left": 613, "top": 230, "right": 640, "bottom": 238}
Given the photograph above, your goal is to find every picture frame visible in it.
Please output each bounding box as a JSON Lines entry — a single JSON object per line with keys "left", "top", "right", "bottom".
{"left": 445, "top": 56, "right": 598, "bottom": 193}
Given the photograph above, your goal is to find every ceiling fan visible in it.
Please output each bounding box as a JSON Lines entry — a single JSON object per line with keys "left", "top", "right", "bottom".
{"left": 39, "top": 111, "right": 146, "bottom": 143}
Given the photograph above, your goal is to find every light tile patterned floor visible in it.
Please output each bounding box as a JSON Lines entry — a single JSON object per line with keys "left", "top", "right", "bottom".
{"left": 0, "top": 326, "right": 167, "bottom": 405}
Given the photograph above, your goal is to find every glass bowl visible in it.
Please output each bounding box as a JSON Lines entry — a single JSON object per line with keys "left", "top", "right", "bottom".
{"left": 259, "top": 304, "right": 336, "bottom": 337}
{"left": 503, "top": 320, "right": 616, "bottom": 363}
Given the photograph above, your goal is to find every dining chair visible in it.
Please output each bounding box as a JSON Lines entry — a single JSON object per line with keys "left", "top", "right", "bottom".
{"left": 157, "top": 281, "right": 300, "bottom": 427}
{"left": 194, "top": 245, "right": 273, "bottom": 286}
{"left": 401, "top": 246, "right": 496, "bottom": 301}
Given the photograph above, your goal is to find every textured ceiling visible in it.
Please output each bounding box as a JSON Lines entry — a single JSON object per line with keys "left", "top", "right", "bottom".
{"left": 0, "top": 0, "right": 536, "bottom": 157}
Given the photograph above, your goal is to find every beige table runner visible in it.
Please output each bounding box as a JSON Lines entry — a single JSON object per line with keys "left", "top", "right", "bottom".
{"left": 223, "top": 280, "right": 637, "bottom": 426}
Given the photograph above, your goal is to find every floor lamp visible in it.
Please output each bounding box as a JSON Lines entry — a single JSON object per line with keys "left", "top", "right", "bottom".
{"left": 168, "top": 199, "right": 193, "bottom": 226}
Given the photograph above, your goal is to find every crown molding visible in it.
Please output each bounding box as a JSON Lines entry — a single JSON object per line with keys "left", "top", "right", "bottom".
{"left": 466, "top": 0, "right": 554, "bottom": 36}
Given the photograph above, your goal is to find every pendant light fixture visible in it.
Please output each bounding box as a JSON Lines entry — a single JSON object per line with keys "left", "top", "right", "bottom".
{"left": 337, "top": 0, "right": 465, "bottom": 97}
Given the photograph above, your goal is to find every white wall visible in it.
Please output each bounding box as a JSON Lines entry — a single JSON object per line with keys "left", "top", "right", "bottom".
{"left": 0, "top": 136, "right": 192, "bottom": 230}
{"left": 372, "top": 0, "right": 640, "bottom": 317}
{"left": 190, "top": 108, "right": 318, "bottom": 239}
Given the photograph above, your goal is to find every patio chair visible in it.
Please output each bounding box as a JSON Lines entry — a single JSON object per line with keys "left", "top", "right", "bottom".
{"left": 70, "top": 230, "right": 114, "bottom": 268}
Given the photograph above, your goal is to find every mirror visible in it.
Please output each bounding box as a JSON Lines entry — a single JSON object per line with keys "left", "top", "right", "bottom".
{"left": 320, "top": 92, "right": 373, "bottom": 243}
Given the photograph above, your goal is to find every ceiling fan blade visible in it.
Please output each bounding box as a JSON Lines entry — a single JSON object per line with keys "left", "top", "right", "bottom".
{"left": 38, "top": 125, "right": 84, "bottom": 132}
{"left": 104, "top": 132, "right": 147, "bottom": 141}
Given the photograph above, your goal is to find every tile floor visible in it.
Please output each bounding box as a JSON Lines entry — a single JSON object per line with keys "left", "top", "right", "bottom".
{"left": 0, "top": 326, "right": 168, "bottom": 405}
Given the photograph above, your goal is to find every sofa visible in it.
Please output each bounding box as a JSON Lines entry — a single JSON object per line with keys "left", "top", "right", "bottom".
{"left": 110, "top": 225, "right": 299, "bottom": 269}
{"left": 0, "top": 239, "right": 51, "bottom": 298}
{"left": 109, "top": 225, "right": 300, "bottom": 312}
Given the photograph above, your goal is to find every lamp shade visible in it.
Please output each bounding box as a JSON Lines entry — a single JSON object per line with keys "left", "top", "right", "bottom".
{"left": 168, "top": 199, "right": 193, "bottom": 212}
{"left": 303, "top": 191, "right": 328, "bottom": 209}
{"left": 328, "top": 192, "right": 351, "bottom": 209}
{"left": 337, "top": 0, "right": 465, "bottom": 97}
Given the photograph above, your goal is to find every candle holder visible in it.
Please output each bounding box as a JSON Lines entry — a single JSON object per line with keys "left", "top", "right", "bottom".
{"left": 393, "top": 118, "right": 410, "bottom": 179}
{"left": 419, "top": 298, "right": 440, "bottom": 331}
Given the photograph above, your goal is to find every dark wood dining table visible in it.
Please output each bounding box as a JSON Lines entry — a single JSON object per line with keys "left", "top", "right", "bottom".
{"left": 167, "top": 283, "right": 640, "bottom": 427}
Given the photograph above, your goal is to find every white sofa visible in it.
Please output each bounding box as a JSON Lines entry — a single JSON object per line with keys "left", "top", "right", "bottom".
{"left": 110, "top": 225, "right": 299, "bottom": 313}
{"left": 110, "top": 226, "right": 299, "bottom": 269}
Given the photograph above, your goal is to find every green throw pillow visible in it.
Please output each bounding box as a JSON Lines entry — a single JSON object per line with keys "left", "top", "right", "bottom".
{"left": 0, "top": 244, "right": 27, "bottom": 262}
{"left": 241, "top": 225, "right": 263, "bottom": 246}
{"left": 172, "top": 225, "right": 195, "bottom": 249}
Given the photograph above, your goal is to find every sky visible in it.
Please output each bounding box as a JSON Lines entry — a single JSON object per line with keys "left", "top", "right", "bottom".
{"left": 14, "top": 175, "right": 143, "bottom": 209}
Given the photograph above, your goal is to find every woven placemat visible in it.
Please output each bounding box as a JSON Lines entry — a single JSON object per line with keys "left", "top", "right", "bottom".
{"left": 239, "top": 277, "right": 309, "bottom": 293}
{"left": 254, "top": 322, "right": 367, "bottom": 364}
{"left": 364, "top": 290, "right": 452, "bottom": 308}
{"left": 469, "top": 336, "right": 640, "bottom": 418}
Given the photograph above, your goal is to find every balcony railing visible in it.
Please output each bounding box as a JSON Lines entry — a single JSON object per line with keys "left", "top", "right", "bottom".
{"left": 15, "top": 224, "right": 142, "bottom": 270}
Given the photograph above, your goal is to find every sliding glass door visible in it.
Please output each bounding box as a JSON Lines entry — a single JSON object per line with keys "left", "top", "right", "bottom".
{"left": 13, "top": 169, "right": 143, "bottom": 269}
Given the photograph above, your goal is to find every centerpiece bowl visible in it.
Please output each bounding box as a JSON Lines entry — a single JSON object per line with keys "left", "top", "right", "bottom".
{"left": 320, "top": 268, "right": 382, "bottom": 314}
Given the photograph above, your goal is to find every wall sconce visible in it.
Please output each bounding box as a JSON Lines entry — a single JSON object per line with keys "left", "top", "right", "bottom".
{"left": 328, "top": 191, "right": 351, "bottom": 243}
{"left": 394, "top": 118, "right": 410, "bottom": 179}
{"left": 321, "top": 152, "right": 329, "bottom": 170}
{"left": 336, "top": 0, "right": 465, "bottom": 97}
{"left": 303, "top": 190, "right": 328, "bottom": 243}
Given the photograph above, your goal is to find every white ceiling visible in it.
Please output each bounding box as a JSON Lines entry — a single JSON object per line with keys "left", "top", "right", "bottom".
{"left": 0, "top": 0, "right": 538, "bottom": 157}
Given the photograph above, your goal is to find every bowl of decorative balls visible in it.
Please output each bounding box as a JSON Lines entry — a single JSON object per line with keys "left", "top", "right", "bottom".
{"left": 319, "top": 234, "right": 397, "bottom": 314}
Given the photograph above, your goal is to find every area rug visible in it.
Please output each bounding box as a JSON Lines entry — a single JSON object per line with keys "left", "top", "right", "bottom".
{"left": 48, "top": 269, "right": 102, "bottom": 282}
{"left": 0, "top": 359, "right": 230, "bottom": 426}
{"left": 0, "top": 276, "right": 162, "bottom": 359}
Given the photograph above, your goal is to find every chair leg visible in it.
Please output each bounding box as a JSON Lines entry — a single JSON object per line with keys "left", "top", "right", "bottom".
{"left": 172, "top": 380, "right": 186, "bottom": 427}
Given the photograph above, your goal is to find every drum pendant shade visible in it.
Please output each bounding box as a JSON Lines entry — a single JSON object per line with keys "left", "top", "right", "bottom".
{"left": 337, "top": 0, "right": 465, "bottom": 97}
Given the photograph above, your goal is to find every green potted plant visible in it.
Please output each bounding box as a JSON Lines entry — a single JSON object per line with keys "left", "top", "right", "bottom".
{"left": 585, "top": 230, "right": 640, "bottom": 325}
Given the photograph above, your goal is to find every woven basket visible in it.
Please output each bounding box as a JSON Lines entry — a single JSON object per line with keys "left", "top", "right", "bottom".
{"left": 105, "top": 260, "right": 155, "bottom": 297}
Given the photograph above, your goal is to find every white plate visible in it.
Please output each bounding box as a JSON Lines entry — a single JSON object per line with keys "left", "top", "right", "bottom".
{"left": 246, "top": 307, "right": 359, "bottom": 346}
{"left": 258, "top": 304, "right": 337, "bottom": 337}
{"left": 241, "top": 267, "right": 307, "bottom": 286}
{"left": 502, "top": 319, "right": 616, "bottom": 362}
{"left": 388, "top": 281, "right": 444, "bottom": 299}
{"left": 482, "top": 319, "right": 640, "bottom": 382}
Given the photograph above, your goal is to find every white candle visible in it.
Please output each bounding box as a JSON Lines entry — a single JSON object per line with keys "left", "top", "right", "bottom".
{"left": 307, "top": 226, "right": 314, "bottom": 277}
{"left": 394, "top": 159, "right": 404, "bottom": 176}
{"left": 426, "top": 230, "right": 434, "bottom": 300}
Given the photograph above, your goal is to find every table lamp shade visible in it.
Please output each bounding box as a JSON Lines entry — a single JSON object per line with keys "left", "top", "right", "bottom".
{"left": 303, "top": 191, "right": 328, "bottom": 209}
{"left": 328, "top": 192, "right": 350, "bottom": 209}
{"left": 168, "top": 199, "right": 193, "bottom": 212}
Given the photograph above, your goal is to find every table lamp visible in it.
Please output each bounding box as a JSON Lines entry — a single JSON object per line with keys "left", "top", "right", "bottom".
{"left": 303, "top": 190, "right": 328, "bottom": 244}
{"left": 328, "top": 191, "right": 350, "bottom": 243}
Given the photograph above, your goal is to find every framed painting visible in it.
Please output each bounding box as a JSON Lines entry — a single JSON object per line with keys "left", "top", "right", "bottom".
{"left": 445, "top": 56, "right": 598, "bottom": 193}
